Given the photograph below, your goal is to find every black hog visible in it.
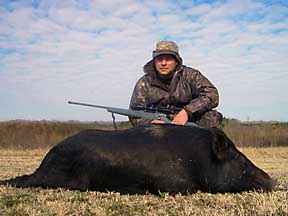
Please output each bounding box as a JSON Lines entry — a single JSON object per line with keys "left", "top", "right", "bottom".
{"left": 0, "top": 124, "right": 275, "bottom": 194}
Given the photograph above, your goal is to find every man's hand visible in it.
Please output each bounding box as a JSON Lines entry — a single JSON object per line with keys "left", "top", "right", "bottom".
{"left": 150, "top": 109, "right": 188, "bottom": 125}
{"left": 172, "top": 109, "right": 188, "bottom": 125}
{"left": 151, "top": 119, "right": 166, "bottom": 124}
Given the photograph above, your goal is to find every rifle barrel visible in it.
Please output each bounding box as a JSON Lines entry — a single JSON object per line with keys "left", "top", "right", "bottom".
{"left": 68, "top": 101, "right": 168, "bottom": 121}
{"left": 68, "top": 101, "right": 115, "bottom": 110}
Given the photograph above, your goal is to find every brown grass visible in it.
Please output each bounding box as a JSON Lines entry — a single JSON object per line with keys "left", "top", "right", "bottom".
{"left": 224, "top": 121, "right": 288, "bottom": 147}
{"left": 0, "top": 120, "right": 288, "bottom": 149}
{"left": 0, "top": 120, "right": 132, "bottom": 149}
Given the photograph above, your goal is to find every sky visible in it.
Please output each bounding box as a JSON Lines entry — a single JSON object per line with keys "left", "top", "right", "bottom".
{"left": 0, "top": 0, "right": 287, "bottom": 122}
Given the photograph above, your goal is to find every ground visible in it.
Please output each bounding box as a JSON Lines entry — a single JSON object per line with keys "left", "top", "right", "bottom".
{"left": 0, "top": 147, "right": 287, "bottom": 216}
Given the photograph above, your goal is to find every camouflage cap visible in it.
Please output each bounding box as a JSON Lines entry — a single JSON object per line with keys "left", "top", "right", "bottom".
{"left": 152, "top": 41, "right": 179, "bottom": 58}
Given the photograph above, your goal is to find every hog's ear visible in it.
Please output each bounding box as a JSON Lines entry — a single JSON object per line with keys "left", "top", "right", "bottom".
{"left": 211, "top": 129, "right": 229, "bottom": 160}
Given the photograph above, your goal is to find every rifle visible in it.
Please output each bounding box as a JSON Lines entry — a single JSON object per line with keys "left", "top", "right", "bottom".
{"left": 68, "top": 101, "right": 198, "bottom": 129}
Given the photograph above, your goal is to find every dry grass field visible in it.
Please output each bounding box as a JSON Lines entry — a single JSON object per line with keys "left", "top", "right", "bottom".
{"left": 0, "top": 121, "right": 287, "bottom": 215}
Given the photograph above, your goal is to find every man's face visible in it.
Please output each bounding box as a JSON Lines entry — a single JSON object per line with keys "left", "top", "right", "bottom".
{"left": 154, "top": 54, "right": 178, "bottom": 76}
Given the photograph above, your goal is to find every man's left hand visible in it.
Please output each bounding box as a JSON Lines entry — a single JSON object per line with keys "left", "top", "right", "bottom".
{"left": 172, "top": 109, "right": 188, "bottom": 125}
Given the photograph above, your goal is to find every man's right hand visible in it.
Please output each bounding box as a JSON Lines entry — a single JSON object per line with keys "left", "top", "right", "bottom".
{"left": 171, "top": 109, "right": 188, "bottom": 125}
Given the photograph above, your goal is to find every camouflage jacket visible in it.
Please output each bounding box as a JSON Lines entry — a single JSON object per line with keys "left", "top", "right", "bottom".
{"left": 129, "top": 59, "right": 219, "bottom": 126}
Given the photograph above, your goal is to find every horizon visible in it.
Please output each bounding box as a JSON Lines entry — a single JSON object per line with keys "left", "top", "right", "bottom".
{"left": 1, "top": 118, "right": 287, "bottom": 124}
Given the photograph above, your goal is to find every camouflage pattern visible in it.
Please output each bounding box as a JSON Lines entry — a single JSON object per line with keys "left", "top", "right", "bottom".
{"left": 130, "top": 41, "right": 223, "bottom": 128}
{"left": 152, "top": 41, "right": 179, "bottom": 58}
{"left": 156, "top": 41, "right": 179, "bottom": 52}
